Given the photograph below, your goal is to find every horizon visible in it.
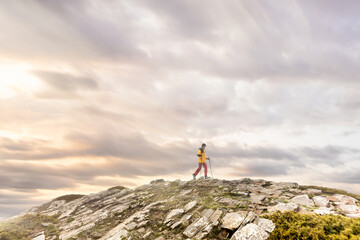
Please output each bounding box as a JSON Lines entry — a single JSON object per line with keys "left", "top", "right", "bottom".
{"left": 1, "top": 0, "right": 360, "bottom": 221}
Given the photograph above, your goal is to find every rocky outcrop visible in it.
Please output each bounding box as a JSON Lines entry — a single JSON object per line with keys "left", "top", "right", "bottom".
{"left": 5, "top": 177, "right": 360, "bottom": 240}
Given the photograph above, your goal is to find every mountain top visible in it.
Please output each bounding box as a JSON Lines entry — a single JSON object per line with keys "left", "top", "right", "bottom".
{"left": 1, "top": 178, "right": 360, "bottom": 240}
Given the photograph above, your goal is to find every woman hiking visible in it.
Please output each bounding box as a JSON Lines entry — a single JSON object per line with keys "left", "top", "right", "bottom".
{"left": 192, "top": 143, "right": 210, "bottom": 180}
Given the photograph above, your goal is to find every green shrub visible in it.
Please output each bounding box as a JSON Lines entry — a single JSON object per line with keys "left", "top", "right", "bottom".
{"left": 264, "top": 211, "right": 360, "bottom": 240}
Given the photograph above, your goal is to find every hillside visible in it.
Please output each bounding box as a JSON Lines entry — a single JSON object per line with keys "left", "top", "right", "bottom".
{"left": 1, "top": 178, "right": 360, "bottom": 240}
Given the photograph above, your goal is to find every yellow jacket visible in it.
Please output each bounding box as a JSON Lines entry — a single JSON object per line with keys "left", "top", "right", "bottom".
{"left": 197, "top": 148, "right": 207, "bottom": 163}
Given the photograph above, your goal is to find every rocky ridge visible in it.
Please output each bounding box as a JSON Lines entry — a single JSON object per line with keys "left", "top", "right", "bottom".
{"left": 9, "top": 178, "right": 360, "bottom": 239}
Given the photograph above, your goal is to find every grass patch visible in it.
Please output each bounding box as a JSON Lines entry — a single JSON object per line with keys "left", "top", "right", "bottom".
{"left": 0, "top": 214, "right": 59, "bottom": 240}
{"left": 107, "top": 186, "right": 127, "bottom": 192}
{"left": 54, "top": 194, "right": 85, "bottom": 203}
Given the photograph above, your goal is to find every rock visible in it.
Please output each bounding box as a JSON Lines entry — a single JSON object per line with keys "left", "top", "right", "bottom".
{"left": 254, "top": 217, "right": 276, "bottom": 233}
{"left": 137, "top": 220, "right": 148, "bottom": 228}
{"left": 337, "top": 204, "right": 360, "bottom": 215}
{"left": 201, "top": 209, "right": 214, "bottom": 218}
{"left": 183, "top": 216, "right": 210, "bottom": 238}
{"left": 241, "top": 211, "right": 258, "bottom": 227}
{"left": 41, "top": 222, "right": 51, "bottom": 227}
{"left": 221, "top": 212, "right": 247, "bottom": 230}
{"left": 291, "top": 194, "right": 314, "bottom": 206}
{"left": 150, "top": 179, "right": 165, "bottom": 184}
{"left": 304, "top": 188, "right": 322, "bottom": 194}
{"left": 269, "top": 202, "right": 299, "bottom": 212}
{"left": 230, "top": 223, "right": 269, "bottom": 240}
{"left": 171, "top": 214, "right": 192, "bottom": 229}
{"left": 184, "top": 201, "right": 197, "bottom": 212}
{"left": 277, "top": 182, "right": 299, "bottom": 189}
{"left": 328, "top": 194, "right": 358, "bottom": 205}
{"left": 250, "top": 194, "right": 266, "bottom": 204}
{"left": 143, "top": 231, "right": 152, "bottom": 238}
{"left": 313, "top": 196, "right": 330, "bottom": 207}
{"left": 32, "top": 232, "right": 45, "bottom": 240}
{"left": 164, "top": 209, "right": 184, "bottom": 224}
{"left": 209, "top": 209, "right": 222, "bottom": 223}
{"left": 154, "top": 236, "right": 165, "bottom": 240}
{"left": 239, "top": 178, "right": 253, "bottom": 184}
{"left": 125, "top": 222, "right": 137, "bottom": 230}
{"left": 180, "top": 189, "right": 192, "bottom": 196}
{"left": 314, "top": 207, "right": 333, "bottom": 215}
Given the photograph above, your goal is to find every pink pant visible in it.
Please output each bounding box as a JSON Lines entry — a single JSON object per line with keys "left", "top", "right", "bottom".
{"left": 194, "top": 163, "right": 207, "bottom": 176}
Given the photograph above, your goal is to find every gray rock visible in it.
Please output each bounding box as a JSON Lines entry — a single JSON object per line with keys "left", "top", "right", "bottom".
{"left": 183, "top": 216, "right": 209, "bottom": 238}
{"left": 125, "top": 222, "right": 137, "bottom": 231}
{"left": 250, "top": 194, "right": 266, "bottom": 204}
{"left": 32, "top": 232, "right": 45, "bottom": 240}
{"left": 230, "top": 223, "right": 269, "bottom": 240}
{"left": 314, "top": 207, "right": 333, "bottom": 215}
{"left": 184, "top": 201, "right": 197, "bottom": 212}
{"left": 304, "top": 188, "right": 322, "bottom": 194}
{"left": 150, "top": 179, "right": 165, "bottom": 184}
{"left": 137, "top": 220, "right": 148, "bottom": 228}
{"left": 313, "top": 196, "right": 330, "bottom": 207}
{"left": 241, "top": 211, "right": 258, "bottom": 227}
{"left": 254, "top": 218, "right": 275, "bottom": 233}
{"left": 337, "top": 204, "right": 360, "bottom": 214}
{"left": 164, "top": 209, "right": 184, "bottom": 224}
{"left": 221, "top": 212, "right": 247, "bottom": 230}
{"left": 201, "top": 209, "right": 214, "bottom": 218}
{"left": 180, "top": 189, "right": 192, "bottom": 196}
{"left": 291, "top": 194, "right": 314, "bottom": 206}
{"left": 209, "top": 209, "right": 222, "bottom": 223}
{"left": 269, "top": 202, "right": 299, "bottom": 212}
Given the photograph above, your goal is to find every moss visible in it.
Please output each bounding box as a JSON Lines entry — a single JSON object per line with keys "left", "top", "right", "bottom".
{"left": 264, "top": 211, "right": 360, "bottom": 240}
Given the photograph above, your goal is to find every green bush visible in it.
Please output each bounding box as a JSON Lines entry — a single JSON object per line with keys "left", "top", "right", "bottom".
{"left": 264, "top": 211, "right": 360, "bottom": 240}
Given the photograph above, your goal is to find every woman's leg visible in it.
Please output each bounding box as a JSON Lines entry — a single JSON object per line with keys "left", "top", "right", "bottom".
{"left": 203, "top": 163, "right": 208, "bottom": 176}
{"left": 194, "top": 163, "right": 202, "bottom": 175}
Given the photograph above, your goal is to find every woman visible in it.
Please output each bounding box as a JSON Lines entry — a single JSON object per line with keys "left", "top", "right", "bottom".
{"left": 192, "top": 143, "right": 210, "bottom": 180}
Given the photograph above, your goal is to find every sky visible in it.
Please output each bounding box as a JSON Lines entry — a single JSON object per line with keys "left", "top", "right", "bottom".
{"left": 0, "top": 0, "right": 360, "bottom": 220}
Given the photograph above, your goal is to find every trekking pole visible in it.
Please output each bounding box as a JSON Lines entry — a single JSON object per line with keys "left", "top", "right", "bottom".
{"left": 208, "top": 158, "right": 213, "bottom": 178}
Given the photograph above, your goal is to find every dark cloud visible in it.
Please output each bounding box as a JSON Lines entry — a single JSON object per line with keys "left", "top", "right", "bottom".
{"left": 33, "top": 70, "right": 98, "bottom": 91}
{"left": 230, "top": 160, "right": 289, "bottom": 177}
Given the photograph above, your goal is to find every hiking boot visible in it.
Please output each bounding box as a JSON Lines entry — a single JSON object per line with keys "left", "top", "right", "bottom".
{"left": 192, "top": 174, "right": 196, "bottom": 180}
{"left": 205, "top": 175, "right": 210, "bottom": 179}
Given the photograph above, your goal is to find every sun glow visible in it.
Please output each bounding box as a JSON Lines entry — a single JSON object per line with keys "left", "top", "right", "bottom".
{"left": 0, "top": 62, "right": 41, "bottom": 98}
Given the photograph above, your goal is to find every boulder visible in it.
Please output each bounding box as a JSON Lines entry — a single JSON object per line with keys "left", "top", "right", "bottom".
{"left": 337, "top": 204, "right": 360, "bottom": 215}
{"left": 291, "top": 194, "right": 314, "bottom": 206}
{"left": 250, "top": 194, "right": 266, "bottom": 204}
{"left": 230, "top": 223, "right": 269, "bottom": 240}
{"left": 221, "top": 212, "right": 247, "bottom": 230}
{"left": 313, "top": 196, "right": 330, "bottom": 207}
{"left": 254, "top": 217, "right": 276, "bottom": 233}
{"left": 183, "top": 216, "right": 209, "bottom": 238}
{"left": 269, "top": 202, "right": 299, "bottom": 212}
{"left": 184, "top": 201, "right": 197, "bottom": 212}
{"left": 314, "top": 207, "right": 333, "bottom": 215}
{"left": 164, "top": 209, "right": 184, "bottom": 224}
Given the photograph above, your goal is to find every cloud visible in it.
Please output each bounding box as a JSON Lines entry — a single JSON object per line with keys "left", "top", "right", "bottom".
{"left": 230, "top": 160, "right": 290, "bottom": 177}
{"left": 1, "top": 0, "right": 360, "bottom": 220}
